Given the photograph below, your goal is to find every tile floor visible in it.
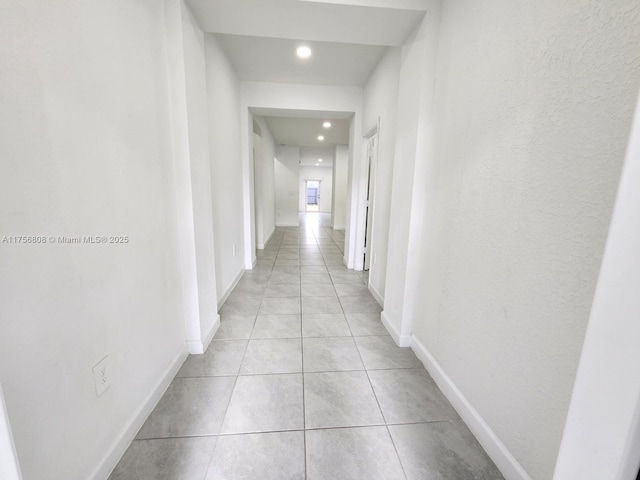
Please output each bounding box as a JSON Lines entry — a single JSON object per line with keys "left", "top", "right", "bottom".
{"left": 108, "top": 213, "right": 504, "bottom": 480}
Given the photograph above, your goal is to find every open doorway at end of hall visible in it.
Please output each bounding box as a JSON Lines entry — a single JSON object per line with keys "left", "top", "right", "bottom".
{"left": 305, "top": 180, "right": 321, "bottom": 212}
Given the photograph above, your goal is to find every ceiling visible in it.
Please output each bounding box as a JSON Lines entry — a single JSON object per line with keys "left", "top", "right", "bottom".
{"left": 187, "top": 0, "right": 426, "bottom": 147}
{"left": 214, "top": 34, "right": 386, "bottom": 87}
{"left": 186, "top": 0, "right": 427, "bottom": 87}
{"left": 263, "top": 117, "right": 350, "bottom": 147}
{"left": 252, "top": 108, "right": 351, "bottom": 150}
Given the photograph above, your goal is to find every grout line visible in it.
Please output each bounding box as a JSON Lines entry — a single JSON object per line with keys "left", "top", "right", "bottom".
{"left": 298, "top": 234, "right": 308, "bottom": 480}
{"left": 133, "top": 418, "right": 454, "bottom": 443}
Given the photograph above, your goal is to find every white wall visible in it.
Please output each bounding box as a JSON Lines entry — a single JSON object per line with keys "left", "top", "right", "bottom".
{"left": 299, "top": 166, "right": 333, "bottom": 213}
{"left": 386, "top": 1, "right": 640, "bottom": 480}
{"left": 0, "top": 384, "right": 22, "bottom": 480}
{"left": 362, "top": 46, "right": 401, "bottom": 301}
{"left": 331, "top": 145, "right": 349, "bottom": 230}
{"left": 251, "top": 116, "right": 276, "bottom": 248}
{"left": 0, "top": 2, "right": 190, "bottom": 479}
{"left": 204, "top": 33, "right": 245, "bottom": 301}
{"left": 179, "top": 0, "right": 219, "bottom": 346}
{"left": 553, "top": 91, "right": 640, "bottom": 480}
{"left": 274, "top": 146, "right": 301, "bottom": 226}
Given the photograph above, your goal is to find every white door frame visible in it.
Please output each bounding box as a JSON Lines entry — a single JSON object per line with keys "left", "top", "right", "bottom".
{"left": 304, "top": 179, "right": 322, "bottom": 212}
{"left": 353, "top": 119, "right": 380, "bottom": 271}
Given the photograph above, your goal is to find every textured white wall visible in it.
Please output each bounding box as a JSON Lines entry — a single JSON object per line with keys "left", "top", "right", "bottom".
{"left": 403, "top": 1, "right": 640, "bottom": 479}
{"left": 331, "top": 145, "right": 349, "bottom": 229}
{"left": 299, "top": 166, "right": 334, "bottom": 213}
{"left": 553, "top": 92, "right": 640, "bottom": 480}
{"left": 204, "top": 33, "right": 245, "bottom": 300}
{"left": 275, "top": 146, "right": 301, "bottom": 226}
{"left": 0, "top": 1, "right": 189, "bottom": 479}
{"left": 362, "top": 46, "right": 400, "bottom": 301}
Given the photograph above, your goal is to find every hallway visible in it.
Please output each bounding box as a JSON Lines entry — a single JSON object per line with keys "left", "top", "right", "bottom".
{"left": 108, "top": 214, "right": 503, "bottom": 479}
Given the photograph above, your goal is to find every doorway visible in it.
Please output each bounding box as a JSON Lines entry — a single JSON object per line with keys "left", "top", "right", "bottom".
{"left": 363, "top": 133, "right": 378, "bottom": 271}
{"left": 305, "top": 180, "right": 320, "bottom": 212}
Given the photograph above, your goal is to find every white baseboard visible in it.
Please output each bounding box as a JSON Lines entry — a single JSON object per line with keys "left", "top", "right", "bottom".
{"left": 217, "top": 268, "right": 245, "bottom": 311}
{"left": 275, "top": 222, "right": 299, "bottom": 227}
{"left": 368, "top": 282, "right": 384, "bottom": 308}
{"left": 202, "top": 314, "right": 219, "bottom": 351}
{"left": 264, "top": 226, "right": 275, "bottom": 245}
{"left": 90, "top": 346, "right": 188, "bottom": 480}
{"left": 380, "top": 310, "right": 411, "bottom": 347}
{"left": 187, "top": 314, "right": 220, "bottom": 354}
{"left": 332, "top": 225, "right": 345, "bottom": 231}
{"left": 257, "top": 227, "right": 275, "bottom": 249}
{"left": 411, "top": 336, "right": 532, "bottom": 480}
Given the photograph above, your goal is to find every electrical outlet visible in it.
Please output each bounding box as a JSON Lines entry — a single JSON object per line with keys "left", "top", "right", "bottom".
{"left": 92, "top": 356, "right": 111, "bottom": 397}
{"left": 232, "top": 244, "right": 236, "bottom": 256}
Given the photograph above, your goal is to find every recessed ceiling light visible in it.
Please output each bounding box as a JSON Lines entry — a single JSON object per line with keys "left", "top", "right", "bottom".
{"left": 296, "top": 46, "right": 312, "bottom": 59}
{"left": 317, "top": 135, "right": 324, "bottom": 141}
{"left": 318, "top": 158, "right": 323, "bottom": 162}
{"left": 323, "top": 122, "right": 331, "bottom": 128}
{"left": 315, "top": 163, "right": 319, "bottom": 166}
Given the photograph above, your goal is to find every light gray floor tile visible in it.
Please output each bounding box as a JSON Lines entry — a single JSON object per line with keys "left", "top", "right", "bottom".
{"left": 355, "top": 335, "right": 423, "bottom": 370}
{"left": 275, "top": 258, "right": 300, "bottom": 266}
{"left": 272, "top": 266, "right": 301, "bottom": 275}
{"left": 221, "top": 374, "right": 304, "bottom": 434}
{"left": 252, "top": 314, "right": 301, "bottom": 339}
{"left": 302, "top": 296, "right": 343, "bottom": 314}
{"left": 108, "top": 437, "right": 216, "bottom": 480}
{"left": 301, "top": 283, "right": 337, "bottom": 297}
{"left": 300, "top": 257, "right": 325, "bottom": 266}
{"left": 319, "top": 246, "right": 341, "bottom": 253}
{"left": 136, "top": 377, "right": 235, "bottom": 438}
{"left": 232, "top": 282, "right": 267, "bottom": 296}
{"left": 345, "top": 312, "right": 388, "bottom": 336}
{"left": 220, "top": 295, "right": 262, "bottom": 316}
{"left": 334, "top": 283, "right": 370, "bottom": 297}
{"left": 339, "top": 295, "right": 382, "bottom": 313}
{"left": 205, "top": 431, "right": 305, "bottom": 480}
{"left": 177, "top": 340, "right": 247, "bottom": 377}
{"left": 304, "top": 371, "right": 383, "bottom": 428}
{"left": 277, "top": 253, "right": 300, "bottom": 260}
{"left": 368, "top": 368, "right": 458, "bottom": 423}
{"left": 259, "top": 297, "right": 301, "bottom": 315}
{"left": 301, "top": 273, "right": 332, "bottom": 284}
{"left": 268, "top": 272, "right": 300, "bottom": 285}
{"left": 303, "top": 337, "right": 364, "bottom": 371}
{"left": 326, "top": 264, "right": 349, "bottom": 273}
{"left": 215, "top": 315, "right": 255, "bottom": 340}
{"left": 389, "top": 422, "right": 505, "bottom": 480}
{"left": 306, "top": 427, "right": 405, "bottom": 480}
{"left": 323, "top": 254, "right": 346, "bottom": 265}
{"left": 264, "top": 283, "right": 301, "bottom": 298}
{"left": 302, "top": 313, "right": 351, "bottom": 337}
{"left": 330, "top": 272, "right": 365, "bottom": 284}
{"left": 240, "top": 338, "right": 302, "bottom": 374}
{"left": 301, "top": 265, "right": 328, "bottom": 275}
{"left": 256, "top": 258, "right": 275, "bottom": 267}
